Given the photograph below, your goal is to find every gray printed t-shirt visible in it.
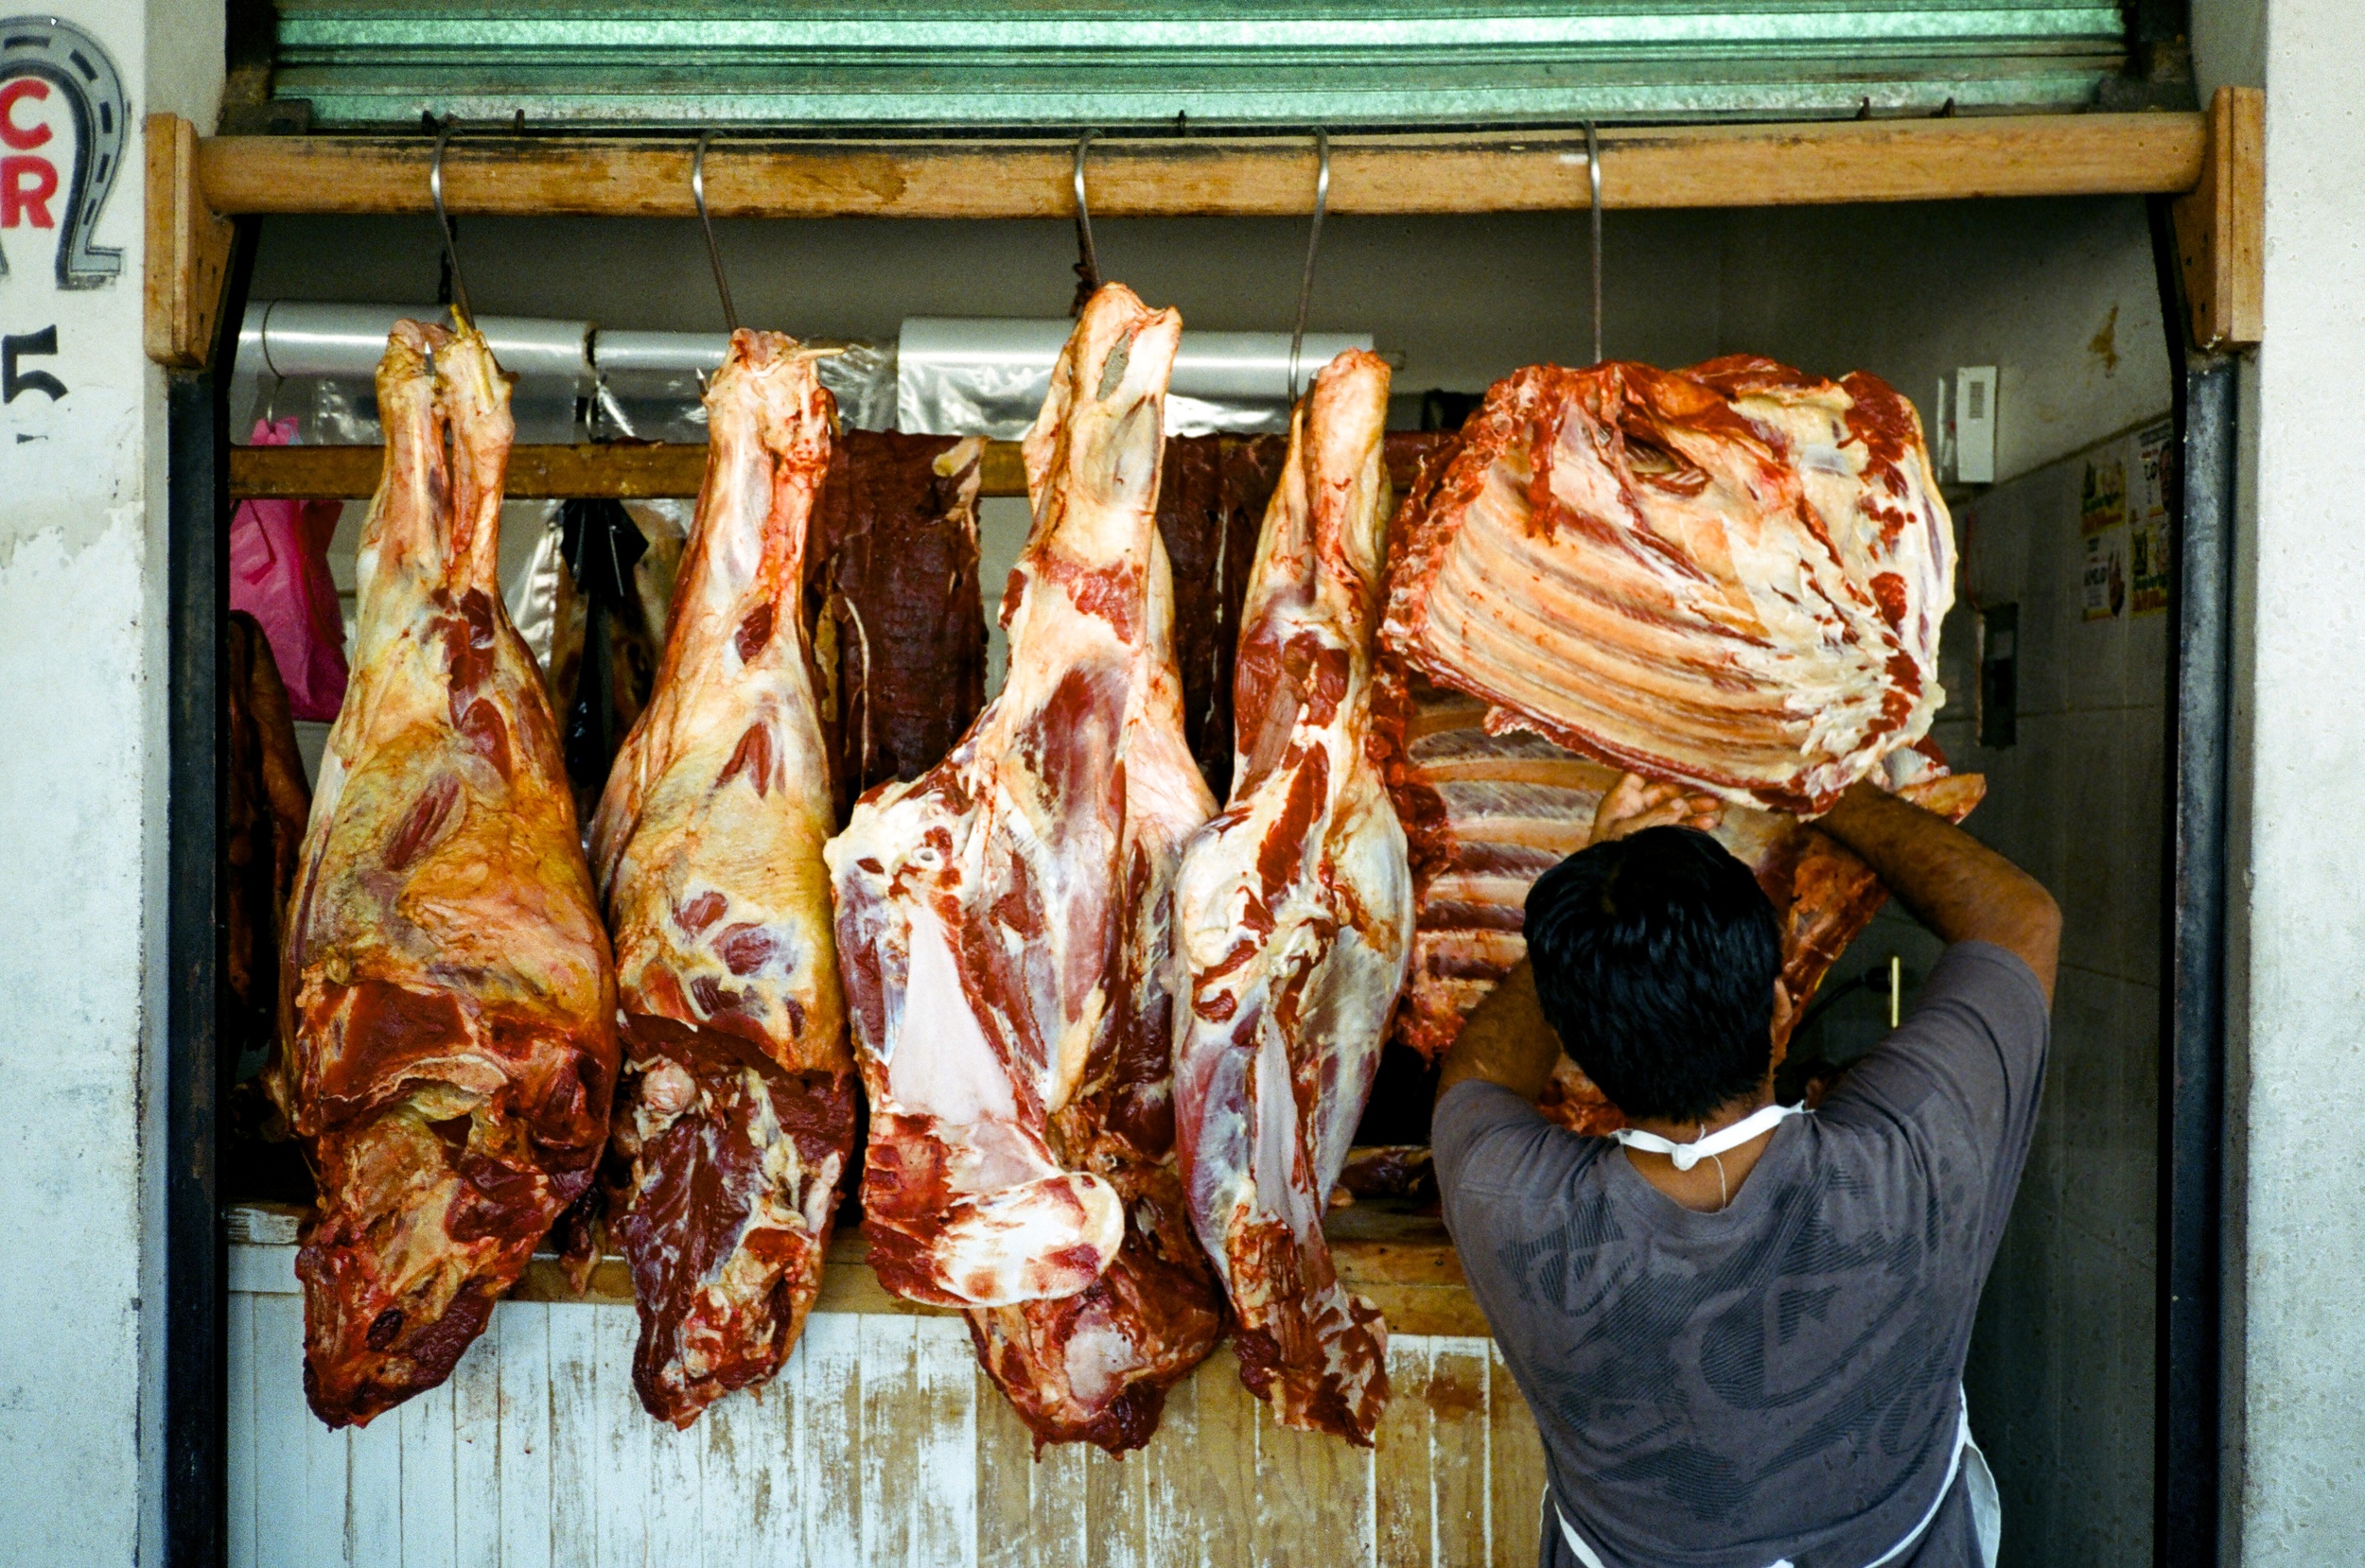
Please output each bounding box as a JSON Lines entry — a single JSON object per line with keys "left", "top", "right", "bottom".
{"left": 1433, "top": 942, "right": 2049, "bottom": 1568}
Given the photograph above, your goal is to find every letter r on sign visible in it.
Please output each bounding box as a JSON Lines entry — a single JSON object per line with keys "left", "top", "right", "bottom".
{"left": 3, "top": 154, "right": 58, "bottom": 228}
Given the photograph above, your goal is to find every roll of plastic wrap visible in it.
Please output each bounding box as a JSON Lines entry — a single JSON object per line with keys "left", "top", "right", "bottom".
{"left": 236, "top": 301, "right": 595, "bottom": 384}
{"left": 897, "top": 318, "right": 1374, "bottom": 439}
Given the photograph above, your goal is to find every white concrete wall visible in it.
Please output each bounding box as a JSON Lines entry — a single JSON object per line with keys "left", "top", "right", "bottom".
{"left": 0, "top": 2, "right": 218, "bottom": 1562}
{"left": 2197, "top": 0, "right": 2365, "bottom": 1562}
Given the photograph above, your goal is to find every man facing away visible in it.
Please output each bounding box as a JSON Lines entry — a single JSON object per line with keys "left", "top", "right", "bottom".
{"left": 1433, "top": 773, "right": 2060, "bottom": 1568}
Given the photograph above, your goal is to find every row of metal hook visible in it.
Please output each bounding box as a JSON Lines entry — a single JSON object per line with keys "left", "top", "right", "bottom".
{"left": 422, "top": 117, "right": 1609, "bottom": 401}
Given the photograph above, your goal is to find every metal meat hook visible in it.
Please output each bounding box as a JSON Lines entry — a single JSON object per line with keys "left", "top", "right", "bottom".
{"left": 1071, "top": 131, "right": 1103, "bottom": 316}
{"left": 1586, "top": 120, "right": 1604, "bottom": 366}
{"left": 429, "top": 117, "right": 475, "bottom": 330}
{"left": 693, "top": 130, "right": 743, "bottom": 336}
{"left": 1287, "top": 127, "right": 1332, "bottom": 404}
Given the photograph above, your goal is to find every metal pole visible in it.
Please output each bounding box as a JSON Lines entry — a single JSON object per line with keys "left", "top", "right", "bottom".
{"left": 692, "top": 130, "right": 742, "bottom": 336}
{"left": 2149, "top": 189, "right": 2232, "bottom": 1568}
{"left": 1287, "top": 128, "right": 1332, "bottom": 403}
{"left": 165, "top": 215, "right": 258, "bottom": 1568}
{"left": 1586, "top": 121, "right": 1604, "bottom": 365}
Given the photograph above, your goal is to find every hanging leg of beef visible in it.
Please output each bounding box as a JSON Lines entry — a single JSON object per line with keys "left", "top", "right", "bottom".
{"left": 1173, "top": 350, "right": 1413, "bottom": 1447}
{"left": 587, "top": 332, "right": 857, "bottom": 1429}
{"left": 826, "top": 284, "right": 1224, "bottom": 1452}
{"left": 277, "top": 322, "right": 618, "bottom": 1429}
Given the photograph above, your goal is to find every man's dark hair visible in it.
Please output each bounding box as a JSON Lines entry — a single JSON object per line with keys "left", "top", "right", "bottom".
{"left": 1524, "top": 826, "right": 1783, "bottom": 1124}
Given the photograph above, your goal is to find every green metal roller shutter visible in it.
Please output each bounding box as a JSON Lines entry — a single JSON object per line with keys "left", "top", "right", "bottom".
{"left": 267, "top": 1, "right": 2134, "bottom": 131}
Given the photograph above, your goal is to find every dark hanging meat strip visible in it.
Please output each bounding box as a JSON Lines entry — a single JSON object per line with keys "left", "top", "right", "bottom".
{"left": 812, "top": 430, "right": 989, "bottom": 819}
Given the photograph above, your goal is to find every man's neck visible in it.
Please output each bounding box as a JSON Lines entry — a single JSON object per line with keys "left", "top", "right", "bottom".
{"left": 1621, "top": 1079, "right": 1780, "bottom": 1212}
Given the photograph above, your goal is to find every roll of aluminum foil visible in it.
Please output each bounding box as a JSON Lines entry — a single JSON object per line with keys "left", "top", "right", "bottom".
{"left": 896, "top": 318, "right": 1374, "bottom": 439}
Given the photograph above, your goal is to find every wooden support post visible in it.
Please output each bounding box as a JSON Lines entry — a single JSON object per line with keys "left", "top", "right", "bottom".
{"left": 146, "top": 113, "right": 238, "bottom": 370}
{"left": 2173, "top": 87, "right": 2266, "bottom": 351}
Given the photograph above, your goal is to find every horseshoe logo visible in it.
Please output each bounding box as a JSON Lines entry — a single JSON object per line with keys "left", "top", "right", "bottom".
{"left": 1, "top": 15, "right": 128, "bottom": 289}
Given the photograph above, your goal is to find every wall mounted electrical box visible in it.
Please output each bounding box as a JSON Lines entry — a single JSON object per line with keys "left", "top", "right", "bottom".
{"left": 1955, "top": 365, "right": 1999, "bottom": 484}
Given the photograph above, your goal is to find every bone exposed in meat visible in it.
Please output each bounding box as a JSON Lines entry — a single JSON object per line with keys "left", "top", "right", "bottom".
{"left": 814, "top": 431, "right": 990, "bottom": 814}
{"left": 587, "top": 332, "right": 856, "bottom": 1428}
{"left": 1381, "top": 358, "right": 1954, "bottom": 815}
{"left": 276, "top": 322, "right": 618, "bottom": 1427}
{"left": 826, "top": 284, "right": 1224, "bottom": 1451}
{"left": 1378, "top": 677, "right": 1983, "bottom": 1129}
{"left": 1173, "top": 350, "right": 1412, "bottom": 1446}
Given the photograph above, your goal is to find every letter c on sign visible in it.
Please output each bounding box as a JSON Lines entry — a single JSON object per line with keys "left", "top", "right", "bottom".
{"left": 0, "top": 78, "right": 52, "bottom": 151}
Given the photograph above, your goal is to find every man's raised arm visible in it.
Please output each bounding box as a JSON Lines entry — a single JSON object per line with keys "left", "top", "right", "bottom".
{"left": 1815, "top": 778, "right": 2062, "bottom": 1002}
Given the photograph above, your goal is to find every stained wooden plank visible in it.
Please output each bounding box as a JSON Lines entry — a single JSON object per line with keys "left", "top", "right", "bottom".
{"left": 1486, "top": 1348, "right": 1548, "bottom": 1568}
{"left": 451, "top": 1321, "right": 502, "bottom": 1568}
{"left": 1255, "top": 1389, "right": 1376, "bottom": 1568}
{"left": 1084, "top": 1436, "right": 1150, "bottom": 1568}
{"left": 646, "top": 1388, "right": 707, "bottom": 1567}
{"left": 397, "top": 1365, "right": 460, "bottom": 1568}
{"left": 743, "top": 1350, "right": 800, "bottom": 1549}
{"left": 592, "top": 1305, "right": 651, "bottom": 1568}
{"left": 697, "top": 1371, "right": 763, "bottom": 1564}
{"left": 1425, "top": 1341, "right": 1493, "bottom": 1568}
{"left": 916, "top": 1318, "right": 981, "bottom": 1568}
{"left": 1160, "top": 1354, "right": 1263, "bottom": 1568}
{"left": 545, "top": 1304, "right": 603, "bottom": 1568}
{"left": 798, "top": 1314, "right": 865, "bottom": 1568}
{"left": 347, "top": 1386, "right": 407, "bottom": 1565}
{"left": 972, "top": 1365, "right": 1039, "bottom": 1568}
{"left": 228, "top": 1292, "right": 258, "bottom": 1568}
{"left": 193, "top": 115, "right": 2206, "bottom": 224}
{"left": 142, "top": 113, "right": 236, "bottom": 367}
{"left": 858, "top": 1315, "right": 921, "bottom": 1567}
{"left": 1375, "top": 1341, "right": 1435, "bottom": 1568}
{"left": 498, "top": 1304, "right": 556, "bottom": 1568}
{"left": 304, "top": 1350, "right": 354, "bottom": 1567}
{"left": 252, "top": 1295, "right": 310, "bottom": 1568}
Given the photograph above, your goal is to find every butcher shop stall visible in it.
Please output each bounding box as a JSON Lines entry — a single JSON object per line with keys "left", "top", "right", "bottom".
{"left": 145, "top": 5, "right": 2252, "bottom": 1564}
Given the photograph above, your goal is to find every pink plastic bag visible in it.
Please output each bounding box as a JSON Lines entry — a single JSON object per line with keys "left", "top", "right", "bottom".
{"left": 229, "top": 419, "right": 349, "bottom": 722}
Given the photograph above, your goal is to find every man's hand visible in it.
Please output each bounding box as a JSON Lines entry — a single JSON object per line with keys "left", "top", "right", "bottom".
{"left": 1435, "top": 960, "right": 1562, "bottom": 1105}
{"left": 1815, "top": 778, "right": 2061, "bottom": 1001}
{"left": 1592, "top": 773, "right": 1723, "bottom": 845}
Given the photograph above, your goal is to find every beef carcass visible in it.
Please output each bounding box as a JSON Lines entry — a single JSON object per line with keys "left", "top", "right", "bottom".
{"left": 813, "top": 431, "right": 990, "bottom": 813}
{"left": 1381, "top": 357, "right": 1953, "bottom": 814}
{"left": 587, "top": 332, "right": 856, "bottom": 1428}
{"left": 1173, "top": 350, "right": 1412, "bottom": 1446}
{"left": 825, "top": 284, "right": 1224, "bottom": 1452}
{"left": 1378, "top": 677, "right": 1984, "bottom": 1131}
{"left": 276, "top": 322, "right": 618, "bottom": 1427}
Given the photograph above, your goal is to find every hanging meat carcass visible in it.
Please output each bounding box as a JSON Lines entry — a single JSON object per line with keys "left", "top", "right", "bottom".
{"left": 813, "top": 431, "right": 990, "bottom": 815}
{"left": 1173, "top": 350, "right": 1412, "bottom": 1447}
{"left": 275, "top": 322, "right": 618, "bottom": 1428}
{"left": 1379, "top": 676, "right": 1984, "bottom": 1131}
{"left": 826, "top": 285, "right": 1225, "bottom": 1453}
{"left": 1381, "top": 357, "right": 1953, "bottom": 815}
{"left": 587, "top": 332, "right": 856, "bottom": 1428}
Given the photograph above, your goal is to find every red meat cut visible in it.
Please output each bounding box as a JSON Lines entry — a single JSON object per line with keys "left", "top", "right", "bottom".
{"left": 275, "top": 322, "right": 618, "bottom": 1428}
{"left": 826, "top": 284, "right": 1224, "bottom": 1452}
{"left": 587, "top": 332, "right": 857, "bottom": 1428}
{"left": 1173, "top": 349, "right": 1413, "bottom": 1446}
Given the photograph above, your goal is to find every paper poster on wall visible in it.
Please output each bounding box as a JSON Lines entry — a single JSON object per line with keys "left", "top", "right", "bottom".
{"left": 2079, "top": 452, "right": 2128, "bottom": 621}
{"left": 2129, "top": 420, "right": 2173, "bottom": 615}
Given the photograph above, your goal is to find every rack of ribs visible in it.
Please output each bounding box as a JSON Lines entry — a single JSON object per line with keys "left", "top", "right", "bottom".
{"left": 1173, "top": 350, "right": 1414, "bottom": 1446}
{"left": 826, "top": 284, "right": 1224, "bottom": 1452}
{"left": 275, "top": 322, "right": 618, "bottom": 1428}
{"left": 587, "top": 332, "right": 857, "bottom": 1428}
{"left": 1382, "top": 357, "right": 1954, "bottom": 815}
{"left": 1379, "top": 678, "right": 1984, "bottom": 1131}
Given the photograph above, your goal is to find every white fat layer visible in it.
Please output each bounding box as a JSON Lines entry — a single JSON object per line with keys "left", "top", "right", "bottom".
{"left": 1061, "top": 1317, "right": 1133, "bottom": 1407}
{"left": 887, "top": 907, "right": 1018, "bottom": 1124}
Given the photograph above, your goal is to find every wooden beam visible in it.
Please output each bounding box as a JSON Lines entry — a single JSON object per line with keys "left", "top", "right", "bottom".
{"left": 2173, "top": 86, "right": 2266, "bottom": 351}
{"left": 197, "top": 112, "right": 2207, "bottom": 222}
{"left": 144, "top": 114, "right": 238, "bottom": 369}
